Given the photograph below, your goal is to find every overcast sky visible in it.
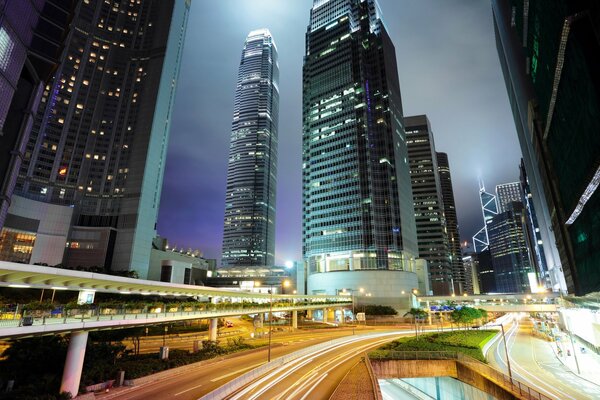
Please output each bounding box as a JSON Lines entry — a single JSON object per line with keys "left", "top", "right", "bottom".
{"left": 157, "top": 0, "right": 522, "bottom": 264}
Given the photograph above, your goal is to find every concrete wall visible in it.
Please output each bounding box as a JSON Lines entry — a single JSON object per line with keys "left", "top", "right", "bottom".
{"left": 3, "top": 195, "right": 72, "bottom": 265}
{"left": 148, "top": 248, "right": 208, "bottom": 285}
{"left": 370, "top": 359, "right": 522, "bottom": 400}
{"left": 307, "top": 270, "right": 419, "bottom": 311}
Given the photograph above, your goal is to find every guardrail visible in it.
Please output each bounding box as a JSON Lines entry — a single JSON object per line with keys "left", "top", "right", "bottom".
{"left": 369, "top": 351, "right": 553, "bottom": 400}
{"left": 0, "top": 301, "right": 351, "bottom": 337}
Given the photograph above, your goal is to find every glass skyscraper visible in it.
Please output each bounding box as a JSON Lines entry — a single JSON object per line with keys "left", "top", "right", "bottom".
{"left": 437, "top": 152, "right": 470, "bottom": 294}
{"left": 10, "top": 0, "right": 191, "bottom": 277}
{"left": 303, "top": 0, "right": 419, "bottom": 302}
{"left": 405, "top": 115, "right": 451, "bottom": 295}
{"left": 221, "top": 29, "right": 279, "bottom": 270}
{"left": 493, "top": 0, "right": 599, "bottom": 294}
{"left": 0, "top": 0, "right": 74, "bottom": 232}
{"left": 472, "top": 181, "right": 499, "bottom": 253}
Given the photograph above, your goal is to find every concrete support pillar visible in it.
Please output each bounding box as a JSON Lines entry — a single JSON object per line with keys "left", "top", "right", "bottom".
{"left": 322, "top": 309, "right": 328, "bottom": 323}
{"left": 427, "top": 301, "right": 432, "bottom": 325}
{"left": 60, "top": 331, "right": 89, "bottom": 398}
{"left": 209, "top": 318, "right": 218, "bottom": 342}
{"left": 292, "top": 310, "right": 298, "bottom": 329}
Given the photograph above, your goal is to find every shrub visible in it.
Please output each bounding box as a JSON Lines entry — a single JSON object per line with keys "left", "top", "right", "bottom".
{"left": 363, "top": 305, "right": 398, "bottom": 316}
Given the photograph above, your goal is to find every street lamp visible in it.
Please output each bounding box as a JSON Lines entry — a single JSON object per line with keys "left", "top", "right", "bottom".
{"left": 489, "top": 323, "right": 512, "bottom": 379}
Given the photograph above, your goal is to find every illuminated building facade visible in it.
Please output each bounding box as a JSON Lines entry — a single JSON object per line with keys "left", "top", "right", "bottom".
{"left": 221, "top": 29, "right": 279, "bottom": 270}
{"left": 437, "top": 151, "right": 470, "bottom": 294}
{"left": 493, "top": 0, "right": 599, "bottom": 294}
{"left": 0, "top": 0, "right": 74, "bottom": 232}
{"left": 405, "top": 115, "right": 451, "bottom": 295}
{"left": 496, "top": 182, "right": 522, "bottom": 213}
{"left": 303, "top": 0, "right": 420, "bottom": 307}
{"left": 488, "top": 201, "right": 534, "bottom": 293}
{"left": 472, "top": 181, "right": 498, "bottom": 253}
{"left": 11, "top": 0, "right": 191, "bottom": 277}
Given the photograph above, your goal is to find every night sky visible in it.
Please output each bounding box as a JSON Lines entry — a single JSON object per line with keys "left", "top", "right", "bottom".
{"left": 157, "top": 0, "right": 522, "bottom": 265}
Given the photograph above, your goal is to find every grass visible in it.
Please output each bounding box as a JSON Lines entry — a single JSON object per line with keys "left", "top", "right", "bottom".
{"left": 370, "top": 329, "right": 498, "bottom": 362}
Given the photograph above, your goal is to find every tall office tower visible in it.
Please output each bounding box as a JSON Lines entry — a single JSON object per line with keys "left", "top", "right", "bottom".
{"left": 492, "top": 1, "right": 600, "bottom": 294}
{"left": 436, "top": 151, "right": 470, "bottom": 294}
{"left": 488, "top": 202, "right": 534, "bottom": 293}
{"left": 462, "top": 255, "right": 480, "bottom": 294}
{"left": 12, "top": 0, "right": 191, "bottom": 277}
{"left": 221, "top": 29, "right": 279, "bottom": 270}
{"left": 405, "top": 115, "right": 451, "bottom": 295}
{"left": 472, "top": 181, "right": 498, "bottom": 252}
{"left": 0, "top": 1, "right": 74, "bottom": 232}
{"left": 520, "top": 160, "right": 550, "bottom": 288}
{"left": 302, "top": 0, "right": 419, "bottom": 306}
{"left": 496, "top": 182, "right": 522, "bottom": 213}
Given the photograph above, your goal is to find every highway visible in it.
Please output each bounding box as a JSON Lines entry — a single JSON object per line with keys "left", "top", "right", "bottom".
{"left": 98, "top": 327, "right": 401, "bottom": 400}
{"left": 486, "top": 314, "right": 600, "bottom": 400}
{"left": 223, "top": 331, "right": 405, "bottom": 400}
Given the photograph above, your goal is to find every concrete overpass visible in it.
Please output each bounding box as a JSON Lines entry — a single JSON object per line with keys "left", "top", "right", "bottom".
{"left": 0, "top": 261, "right": 351, "bottom": 397}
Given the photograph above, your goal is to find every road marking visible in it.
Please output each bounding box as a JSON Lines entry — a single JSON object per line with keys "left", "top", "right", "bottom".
{"left": 299, "top": 373, "right": 328, "bottom": 400}
{"left": 174, "top": 383, "right": 203, "bottom": 396}
{"left": 210, "top": 363, "right": 265, "bottom": 382}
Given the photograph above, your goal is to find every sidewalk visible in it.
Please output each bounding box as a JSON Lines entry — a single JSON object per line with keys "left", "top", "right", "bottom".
{"left": 552, "top": 332, "right": 600, "bottom": 385}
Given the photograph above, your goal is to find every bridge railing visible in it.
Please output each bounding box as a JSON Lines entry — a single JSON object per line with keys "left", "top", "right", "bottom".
{"left": 0, "top": 301, "right": 351, "bottom": 329}
{"left": 369, "top": 351, "right": 553, "bottom": 400}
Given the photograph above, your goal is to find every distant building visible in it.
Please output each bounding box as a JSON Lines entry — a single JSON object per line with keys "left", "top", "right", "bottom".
{"left": 7, "top": 0, "right": 191, "bottom": 278}
{"left": 496, "top": 182, "right": 522, "bottom": 213}
{"left": 519, "top": 160, "right": 551, "bottom": 289}
{"left": 437, "top": 152, "right": 469, "bottom": 294}
{"left": 462, "top": 254, "right": 480, "bottom": 294}
{"left": 302, "top": 0, "right": 420, "bottom": 310}
{"left": 0, "top": 0, "right": 74, "bottom": 231}
{"left": 492, "top": 0, "right": 599, "bottom": 294}
{"left": 405, "top": 115, "right": 452, "bottom": 295}
{"left": 475, "top": 250, "right": 495, "bottom": 294}
{"left": 149, "top": 237, "right": 209, "bottom": 285}
{"left": 221, "top": 29, "right": 279, "bottom": 271}
{"left": 472, "top": 181, "right": 499, "bottom": 253}
{"left": 488, "top": 202, "right": 534, "bottom": 293}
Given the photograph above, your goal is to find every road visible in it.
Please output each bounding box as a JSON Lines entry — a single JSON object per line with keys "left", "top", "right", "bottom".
{"left": 98, "top": 327, "right": 397, "bottom": 400}
{"left": 486, "top": 314, "right": 600, "bottom": 400}
{"left": 224, "top": 331, "right": 405, "bottom": 400}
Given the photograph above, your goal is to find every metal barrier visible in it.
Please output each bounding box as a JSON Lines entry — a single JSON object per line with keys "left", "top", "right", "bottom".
{"left": 0, "top": 301, "right": 351, "bottom": 337}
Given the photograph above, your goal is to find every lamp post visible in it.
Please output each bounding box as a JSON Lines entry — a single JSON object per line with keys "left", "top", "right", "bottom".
{"left": 489, "top": 323, "right": 512, "bottom": 379}
{"left": 268, "top": 286, "right": 273, "bottom": 362}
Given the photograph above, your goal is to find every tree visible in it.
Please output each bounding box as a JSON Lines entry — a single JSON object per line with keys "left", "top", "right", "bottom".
{"left": 404, "top": 308, "right": 428, "bottom": 338}
{"left": 450, "top": 307, "right": 482, "bottom": 330}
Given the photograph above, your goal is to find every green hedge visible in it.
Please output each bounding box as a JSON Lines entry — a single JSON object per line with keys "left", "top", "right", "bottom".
{"left": 374, "top": 330, "right": 497, "bottom": 362}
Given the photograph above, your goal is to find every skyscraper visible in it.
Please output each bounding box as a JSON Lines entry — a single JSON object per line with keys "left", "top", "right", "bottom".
{"left": 9, "top": 0, "right": 191, "bottom": 278}
{"left": 496, "top": 182, "right": 522, "bottom": 213}
{"left": 437, "top": 151, "right": 470, "bottom": 294}
{"left": 519, "top": 159, "right": 550, "bottom": 288}
{"left": 493, "top": 0, "right": 599, "bottom": 294}
{"left": 221, "top": 29, "right": 279, "bottom": 270}
{"left": 488, "top": 201, "right": 534, "bottom": 293}
{"left": 302, "top": 0, "right": 419, "bottom": 306}
{"left": 405, "top": 115, "right": 451, "bottom": 295}
{"left": 0, "top": 0, "right": 74, "bottom": 231}
{"left": 472, "top": 181, "right": 499, "bottom": 253}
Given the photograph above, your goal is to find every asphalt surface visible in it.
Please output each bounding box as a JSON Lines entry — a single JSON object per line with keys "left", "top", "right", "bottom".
{"left": 97, "top": 327, "right": 392, "bottom": 400}
{"left": 486, "top": 315, "right": 600, "bottom": 400}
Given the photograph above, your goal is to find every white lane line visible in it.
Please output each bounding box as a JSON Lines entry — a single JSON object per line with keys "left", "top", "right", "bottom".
{"left": 503, "top": 318, "right": 575, "bottom": 400}
{"left": 210, "top": 363, "right": 265, "bottom": 382}
{"left": 299, "top": 373, "right": 328, "bottom": 400}
{"left": 174, "top": 383, "right": 203, "bottom": 396}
